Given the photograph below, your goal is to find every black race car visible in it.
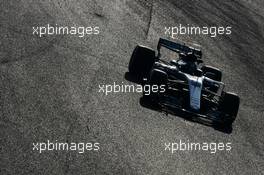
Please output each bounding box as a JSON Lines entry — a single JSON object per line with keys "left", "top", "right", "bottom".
{"left": 128, "top": 38, "right": 240, "bottom": 126}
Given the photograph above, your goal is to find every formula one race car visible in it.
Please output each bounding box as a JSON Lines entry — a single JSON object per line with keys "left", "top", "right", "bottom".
{"left": 128, "top": 38, "right": 240, "bottom": 126}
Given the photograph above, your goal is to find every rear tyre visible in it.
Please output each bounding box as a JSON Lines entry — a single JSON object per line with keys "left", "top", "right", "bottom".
{"left": 129, "top": 45, "right": 155, "bottom": 77}
{"left": 221, "top": 92, "right": 240, "bottom": 125}
{"left": 201, "top": 65, "right": 222, "bottom": 81}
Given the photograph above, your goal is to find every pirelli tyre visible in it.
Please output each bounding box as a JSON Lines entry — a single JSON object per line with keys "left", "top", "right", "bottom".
{"left": 221, "top": 92, "right": 240, "bottom": 125}
{"left": 201, "top": 65, "right": 222, "bottom": 82}
{"left": 129, "top": 45, "right": 155, "bottom": 77}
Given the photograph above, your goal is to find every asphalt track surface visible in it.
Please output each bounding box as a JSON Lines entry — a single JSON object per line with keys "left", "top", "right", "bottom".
{"left": 1, "top": 0, "right": 264, "bottom": 174}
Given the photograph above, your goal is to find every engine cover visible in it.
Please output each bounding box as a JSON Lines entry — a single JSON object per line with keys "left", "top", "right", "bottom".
{"left": 186, "top": 75, "right": 204, "bottom": 110}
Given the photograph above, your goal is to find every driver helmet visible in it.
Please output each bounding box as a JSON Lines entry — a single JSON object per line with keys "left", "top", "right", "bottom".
{"left": 185, "top": 52, "right": 197, "bottom": 62}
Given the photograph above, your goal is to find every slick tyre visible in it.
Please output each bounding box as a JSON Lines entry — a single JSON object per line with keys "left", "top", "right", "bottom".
{"left": 221, "top": 92, "right": 240, "bottom": 125}
{"left": 129, "top": 45, "right": 155, "bottom": 77}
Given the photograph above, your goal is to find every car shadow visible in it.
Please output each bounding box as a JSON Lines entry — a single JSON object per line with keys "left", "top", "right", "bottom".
{"left": 125, "top": 72, "right": 233, "bottom": 134}
{"left": 139, "top": 96, "right": 233, "bottom": 134}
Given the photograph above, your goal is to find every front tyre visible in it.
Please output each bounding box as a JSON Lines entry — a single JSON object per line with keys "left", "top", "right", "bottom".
{"left": 221, "top": 92, "right": 240, "bottom": 125}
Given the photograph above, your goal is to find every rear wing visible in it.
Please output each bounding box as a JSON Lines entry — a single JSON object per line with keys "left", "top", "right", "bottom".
{"left": 157, "top": 38, "right": 202, "bottom": 59}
